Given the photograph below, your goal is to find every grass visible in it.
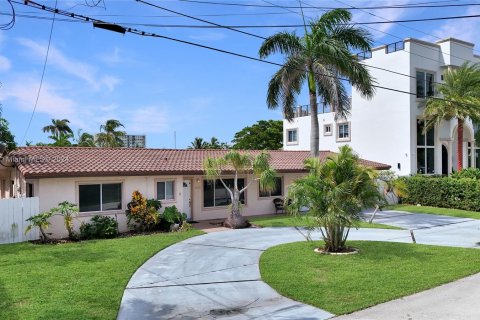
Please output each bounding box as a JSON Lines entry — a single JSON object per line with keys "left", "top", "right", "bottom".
{"left": 386, "top": 204, "right": 480, "bottom": 219}
{"left": 260, "top": 241, "right": 480, "bottom": 315}
{"left": 0, "top": 230, "right": 204, "bottom": 320}
{"left": 249, "top": 214, "right": 402, "bottom": 230}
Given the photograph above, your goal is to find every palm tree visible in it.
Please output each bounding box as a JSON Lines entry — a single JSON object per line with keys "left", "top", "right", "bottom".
{"left": 76, "top": 130, "right": 95, "bottom": 147}
{"left": 259, "top": 9, "right": 375, "bottom": 157}
{"left": 286, "top": 146, "right": 380, "bottom": 253}
{"left": 96, "top": 119, "right": 126, "bottom": 147}
{"left": 204, "top": 150, "right": 277, "bottom": 228}
{"left": 42, "top": 119, "right": 73, "bottom": 139}
{"left": 424, "top": 62, "right": 480, "bottom": 171}
{"left": 49, "top": 132, "right": 73, "bottom": 147}
{"left": 188, "top": 137, "right": 208, "bottom": 149}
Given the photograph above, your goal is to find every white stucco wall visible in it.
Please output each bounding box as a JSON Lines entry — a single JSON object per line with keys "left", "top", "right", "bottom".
{"left": 35, "top": 172, "right": 302, "bottom": 238}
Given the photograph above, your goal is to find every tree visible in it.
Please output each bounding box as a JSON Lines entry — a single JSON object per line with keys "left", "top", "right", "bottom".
{"left": 51, "top": 201, "right": 79, "bottom": 240}
{"left": 42, "top": 119, "right": 73, "bottom": 139}
{"left": 49, "top": 132, "right": 73, "bottom": 147}
{"left": 25, "top": 210, "right": 54, "bottom": 241}
{"left": 232, "top": 120, "right": 283, "bottom": 150}
{"left": 424, "top": 62, "right": 480, "bottom": 171}
{"left": 188, "top": 137, "right": 229, "bottom": 149}
{"left": 286, "top": 146, "right": 380, "bottom": 253}
{"left": 259, "top": 9, "right": 375, "bottom": 157}
{"left": 96, "top": 119, "right": 126, "bottom": 147}
{"left": 188, "top": 137, "right": 208, "bottom": 149}
{"left": 0, "top": 107, "right": 16, "bottom": 151}
{"left": 204, "top": 150, "right": 277, "bottom": 228}
{"left": 76, "top": 130, "right": 96, "bottom": 147}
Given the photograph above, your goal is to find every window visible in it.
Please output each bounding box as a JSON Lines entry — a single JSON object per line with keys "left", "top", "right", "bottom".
{"left": 287, "top": 129, "right": 298, "bottom": 144}
{"left": 204, "top": 179, "right": 245, "bottom": 207}
{"left": 259, "top": 177, "right": 282, "bottom": 197}
{"left": 27, "top": 183, "right": 34, "bottom": 198}
{"left": 416, "top": 121, "right": 435, "bottom": 174}
{"left": 416, "top": 71, "right": 434, "bottom": 98}
{"left": 356, "top": 51, "right": 372, "bottom": 61}
{"left": 79, "top": 183, "right": 122, "bottom": 212}
{"left": 324, "top": 124, "right": 332, "bottom": 136}
{"left": 386, "top": 41, "right": 404, "bottom": 54}
{"left": 337, "top": 123, "right": 350, "bottom": 140}
{"left": 157, "top": 181, "right": 175, "bottom": 201}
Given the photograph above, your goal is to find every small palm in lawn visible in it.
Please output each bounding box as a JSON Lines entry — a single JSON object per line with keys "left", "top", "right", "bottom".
{"left": 52, "top": 201, "right": 79, "bottom": 240}
{"left": 204, "top": 150, "right": 277, "bottom": 228}
{"left": 424, "top": 62, "right": 480, "bottom": 170}
{"left": 42, "top": 119, "right": 73, "bottom": 139}
{"left": 96, "top": 119, "right": 126, "bottom": 147}
{"left": 25, "top": 210, "right": 55, "bottom": 241}
{"left": 259, "top": 9, "right": 375, "bottom": 157}
{"left": 287, "top": 146, "right": 380, "bottom": 253}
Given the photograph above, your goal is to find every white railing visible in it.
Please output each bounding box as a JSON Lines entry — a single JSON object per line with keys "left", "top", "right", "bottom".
{"left": 0, "top": 197, "right": 40, "bottom": 244}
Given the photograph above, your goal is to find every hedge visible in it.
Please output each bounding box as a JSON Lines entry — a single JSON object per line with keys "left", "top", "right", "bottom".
{"left": 402, "top": 175, "right": 480, "bottom": 211}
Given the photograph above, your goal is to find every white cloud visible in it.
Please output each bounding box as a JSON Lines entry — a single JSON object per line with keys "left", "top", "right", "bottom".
{"left": 352, "top": 3, "right": 408, "bottom": 39}
{"left": 0, "top": 56, "right": 11, "bottom": 72}
{"left": 17, "top": 38, "right": 121, "bottom": 92}
{"left": 429, "top": 7, "right": 480, "bottom": 46}
{"left": 127, "top": 106, "right": 169, "bottom": 134}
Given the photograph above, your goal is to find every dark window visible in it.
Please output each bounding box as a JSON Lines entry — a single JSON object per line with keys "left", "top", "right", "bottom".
{"left": 27, "top": 183, "right": 34, "bottom": 198}
{"left": 287, "top": 129, "right": 297, "bottom": 143}
{"left": 157, "top": 181, "right": 175, "bottom": 200}
{"left": 338, "top": 123, "right": 350, "bottom": 139}
{"left": 416, "top": 71, "right": 434, "bottom": 98}
{"left": 203, "top": 179, "right": 245, "bottom": 207}
{"left": 259, "top": 177, "right": 283, "bottom": 197}
{"left": 79, "top": 183, "right": 122, "bottom": 212}
{"left": 416, "top": 121, "right": 435, "bottom": 174}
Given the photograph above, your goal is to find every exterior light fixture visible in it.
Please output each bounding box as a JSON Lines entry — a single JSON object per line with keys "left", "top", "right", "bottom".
{"left": 93, "top": 22, "right": 126, "bottom": 34}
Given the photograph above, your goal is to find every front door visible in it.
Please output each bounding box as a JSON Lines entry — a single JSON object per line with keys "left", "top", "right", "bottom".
{"left": 182, "top": 180, "right": 192, "bottom": 220}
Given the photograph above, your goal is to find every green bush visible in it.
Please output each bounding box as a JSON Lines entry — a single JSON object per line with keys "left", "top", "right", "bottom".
{"left": 80, "top": 215, "right": 119, "bottom": 240}
{"left": 451, "top": 168, "right": 480, "bottom": 179}
{"left": 402, "top": 175, "right": 480, "bottom": 211}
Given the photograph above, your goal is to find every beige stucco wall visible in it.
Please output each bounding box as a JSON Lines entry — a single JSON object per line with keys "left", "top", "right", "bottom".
{"left": 36, "top": 172, "right": 304, "bottom": 238}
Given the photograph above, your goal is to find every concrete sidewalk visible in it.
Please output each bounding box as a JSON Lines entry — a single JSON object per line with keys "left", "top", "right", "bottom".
{"left": 117, "top": 211, "right": 480, "bottom": 320}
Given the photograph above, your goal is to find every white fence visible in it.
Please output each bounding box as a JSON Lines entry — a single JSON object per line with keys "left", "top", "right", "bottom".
{"left": 0, "top": 197, "right": 40, "bottom": 244}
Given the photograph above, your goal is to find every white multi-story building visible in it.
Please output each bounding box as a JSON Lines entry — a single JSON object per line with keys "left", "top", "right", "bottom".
{"left": 120, "top": 134, "right": 146, "bottom": 148}
{"left": 283, "top": 37, "right": 480, "bottom": 175}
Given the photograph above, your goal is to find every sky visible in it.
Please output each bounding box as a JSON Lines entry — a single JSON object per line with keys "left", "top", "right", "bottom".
{"left": 1, "top": 0, "right": 480, "bottom": 148}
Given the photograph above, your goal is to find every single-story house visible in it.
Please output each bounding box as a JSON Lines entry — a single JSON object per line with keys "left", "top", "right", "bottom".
{"left": 2, "top": 147, "right": 390, "bottom": 238}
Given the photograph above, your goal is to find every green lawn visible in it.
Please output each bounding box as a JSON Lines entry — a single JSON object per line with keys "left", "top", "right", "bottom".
{"left": 0, "top": 230, "right": 204, "bottom": 320}
{"left": 249, "top": 214, "right": 402, "bottom": 229}
{"left": 387, "top": 204, "right": 480, "bottom": 219}
{"left": 260, "top": 241, "right": 480, "bottom": 315}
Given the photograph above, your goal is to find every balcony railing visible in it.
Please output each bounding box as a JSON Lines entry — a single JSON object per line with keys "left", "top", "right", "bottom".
{"left": 291, "top": 104, "right": 332, "bottom": 118}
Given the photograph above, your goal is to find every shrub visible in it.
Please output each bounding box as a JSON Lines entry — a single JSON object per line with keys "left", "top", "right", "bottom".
{"left": 25, "top": 210, "right": 55, "bottom": 241}
{"left": 451, "top": 168, "right": 480, "bottom": 179}
{"left": 125, "top": 191, "right": 161, "bottom": 231}
{"left": 80, "top": 215, "right": 119, "bottom": 240}
{"left": 51, "top": 201, "right": 79, "bottom": 240}
{"left": 402, "top": 175, "right": 480, "bottom": 211}
{"left": 160, "top": 206, "right": 189, "bottom": 232}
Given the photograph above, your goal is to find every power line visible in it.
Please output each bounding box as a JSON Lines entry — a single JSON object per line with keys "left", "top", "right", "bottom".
{"left": 1, "top": 0, "right": 15, "bottom": 30}
{"left": 21, "top": 0, "right": 57, "bottom": 145}
{"left": 176, "top": 0, "right": 478, "bottom": 10}
{"left": 13, "top": 0, "right": 477, "bottom": 107}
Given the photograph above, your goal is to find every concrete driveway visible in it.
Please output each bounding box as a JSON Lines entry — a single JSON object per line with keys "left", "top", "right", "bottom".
{"left": 117, "top": 211, "right": 480, "bottom": 320}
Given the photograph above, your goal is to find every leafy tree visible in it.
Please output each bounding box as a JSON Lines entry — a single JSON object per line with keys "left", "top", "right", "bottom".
{"left": 0, "top": 107, "right": 16, "bottom": 151}
{"left": 232, "top": 120, "right": 282, "bottom": 150}
{"left": 424, "top": 62, "right": 480, "bottom": 170}
{"left": 25, "top": 210, "right": 55, "bottom": 241}
{"left": 286, "top": 146, "right": 380, "bottom": 253}
{"left": 76, "top": 130, "right": 96, "bottom": 147}
{"left": 49, "top": 132, "right": 73, "bottom": 147}
{"left": 51, "top": 201, "right": 79, "bottom": 240}
{"left": 42, "top": 119, "right": 73, "bottom": 139}
{"left": 259, "top": 9, "right": 375, "bottom": 157}
{"left": 96, "top": 119, "right": 126, "bottom": 147}
{"left": 188, "top": 137, "right": 208, "bottom": 149}
{"left": 188, "top": 137, "right": 229, "bottom": 149}
{"left": 204, "top": 150, "right": 277, "bottom": 228}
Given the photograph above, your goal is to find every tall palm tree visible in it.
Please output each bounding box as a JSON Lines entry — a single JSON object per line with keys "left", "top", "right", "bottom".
{"left": 424, "top": 62, "right": 480, "bottom": 171}
{"left": 76, "top": 129, "right": 96, "bottom": 147}
{"left": 286, "top": 146, "right": 380, "bottom": 253}
{"left": 188, "top": 137, "right": 208, "bottom": 149}
{"left": 96, "top": 119, "right": 126, "bottom": 147}
{"left": 42, "top": 119, "right": 73, "bottom": 139}
{"left": 49, "top": 132, "right": 73, "bottom": 147}
{"left": 259, "top": 9, "right": 375, "bottom": 157}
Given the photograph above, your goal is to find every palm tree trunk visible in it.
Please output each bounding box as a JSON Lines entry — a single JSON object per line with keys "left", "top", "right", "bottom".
{"left": 457, "top": 119, "right": 464, "bottom": 171}
{"left": 309, "top": 90, "right": 319, "bottom": 157}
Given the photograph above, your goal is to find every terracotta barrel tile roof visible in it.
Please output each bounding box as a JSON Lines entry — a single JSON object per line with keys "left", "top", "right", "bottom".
{"left": 10, "top": 147, "right": 390, "bottom": 178}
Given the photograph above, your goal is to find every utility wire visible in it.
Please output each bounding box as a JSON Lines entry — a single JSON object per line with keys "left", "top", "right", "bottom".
{"left": 14, "top": 0, "right": 477, "bottom": 107}
{"left": 21, "top": 0, "right": 57, "bottom": 145}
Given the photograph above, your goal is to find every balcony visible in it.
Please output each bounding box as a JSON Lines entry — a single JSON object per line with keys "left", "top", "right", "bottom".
{"left": 291, "top": 104, "right": 332, "bottom": 118}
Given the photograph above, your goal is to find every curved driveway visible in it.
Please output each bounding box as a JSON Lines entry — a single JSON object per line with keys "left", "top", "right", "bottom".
{"left": 117, "top": 211, "right": 480, "bottom": 320}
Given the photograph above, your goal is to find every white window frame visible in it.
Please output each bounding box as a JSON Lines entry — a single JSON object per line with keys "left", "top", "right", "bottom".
{"left": 156, "top": 180, "right": 176, "bottom": 202}
{"left": 416, "top": 121, "right": 435, "bottom": 174}
{"left": 323, "top": 124, "right": 332, "bottom": 136}
{"left": 286, "top": 128, "right": 298, "bottom": 145}
{"left": 416, "top": 70, "right": 435, "bottom": 99}
{"left": 336, "top": 122, "right": 351, "bottom": 142}
{"left": 77, "top": 182, "right": 123, "bottom": 213}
